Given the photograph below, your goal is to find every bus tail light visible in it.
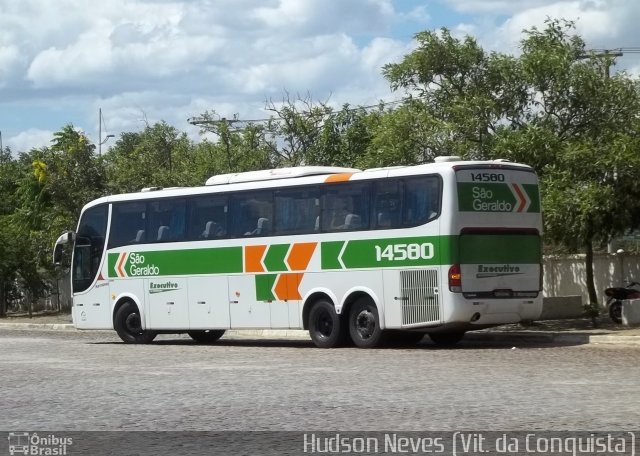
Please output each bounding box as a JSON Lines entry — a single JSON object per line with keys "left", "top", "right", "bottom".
{"left": 449, "top": 264, "right": 462, "bottom": 292}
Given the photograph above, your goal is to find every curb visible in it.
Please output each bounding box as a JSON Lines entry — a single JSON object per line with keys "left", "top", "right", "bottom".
{"left": 1, "top": 323, "right": 639, "bottom": 346}
{"left": 0, "top": 322, "right": 76, "bottom": 331}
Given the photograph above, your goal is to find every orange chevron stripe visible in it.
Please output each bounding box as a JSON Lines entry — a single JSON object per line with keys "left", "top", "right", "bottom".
{"left": 116, "top": 253, "right": 127, "bottom": 277}
{"left": 324, "top": 173, "right": 353, "bottom": 183}
{"left": 286, "top": 242, "right": 317, "bottom": 271}
{"left": 245, "top": 245, "right": 267, "bottom": 273}
{"left": 274, "top": 273, "right": 304, "bottom": 300}
{"left": 512, "top": 184, "right": 527, "bottom": 212}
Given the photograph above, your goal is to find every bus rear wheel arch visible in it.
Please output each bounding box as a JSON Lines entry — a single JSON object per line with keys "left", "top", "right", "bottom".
{"left": 113, "top": 300, "right": 156, "bottom": 344}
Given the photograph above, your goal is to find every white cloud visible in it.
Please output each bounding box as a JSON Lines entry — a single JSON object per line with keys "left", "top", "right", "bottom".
{"left": 445, "top": 0, "right": 640, "bottom": 73}
{"left": 6, "top": 129, "right": 53, "bottom": 153}
{"left": 5, "top": 0, "right": 639, "bottom": 156}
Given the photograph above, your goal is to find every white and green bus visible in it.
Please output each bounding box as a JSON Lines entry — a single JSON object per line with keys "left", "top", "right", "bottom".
{"left": 53, "top": 157, "right": 542, "bottom": 348}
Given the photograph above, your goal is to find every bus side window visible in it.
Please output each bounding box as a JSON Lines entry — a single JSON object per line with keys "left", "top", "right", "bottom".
{"left": 230, "top": 191, "right": 273, "bottom": 238}
{"left": 108, "top": 202, "right": 147, "bottom": 248}
{"left": 274, "top": 187, "right": 319, "bottom": 235}
{"left": 147, "top": 198, "right": 186, "bottom": 243}
{"left": 189, "top": 195, "right": 228, "bottom": 240}
{"left": 402, "top": 176, "right": 440, "bottom": 226}
{"left": 373, "top": 179, "right": 401, "bottom": 229}
{"left": 321, "top": 182, "right": 370, "bottom": 232}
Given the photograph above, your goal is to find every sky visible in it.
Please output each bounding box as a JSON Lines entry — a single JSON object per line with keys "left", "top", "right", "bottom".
{"left": 2, "top": 0, "right": 640, "bottom": 154}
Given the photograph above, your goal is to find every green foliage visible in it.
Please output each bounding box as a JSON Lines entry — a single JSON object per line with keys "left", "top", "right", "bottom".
{"left": 4, "top": 18, "right": 640, "bottom": 315}
{"left": 103, "top": 122, "right": 197, "bottom": 192}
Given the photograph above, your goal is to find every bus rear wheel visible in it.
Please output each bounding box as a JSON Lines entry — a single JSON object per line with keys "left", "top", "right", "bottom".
{"left": 114, "top": 301, "right": 156, "bottom": 344}
{"left": 349, "top": 298, "right": 385, "bottom": 348}
{"left": 429, "top": 331, "right": 465, "bottom": 347}
{"left": 308, "top": 300, "right": 344, "bottom": 348}
{"left": 188, "top": 330, "right": 226, "bottom": 344}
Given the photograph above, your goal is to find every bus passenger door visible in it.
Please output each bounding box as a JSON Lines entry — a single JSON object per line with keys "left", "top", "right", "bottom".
{"left": 188, "top": 276, "right": 230, "bottom": 329}
{"left": 228, "top": 276, "right": 271, "bottom": 328}
{"left": 145, "top": 277, "right": 189, "bottom": 329}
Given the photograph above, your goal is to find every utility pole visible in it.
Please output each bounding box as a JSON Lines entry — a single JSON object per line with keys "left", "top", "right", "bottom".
{"left": 578, "top": 48, "right": 625, "bottom": 78}
{"left": 98, "top": 108, "right": 114, "bottom": 156}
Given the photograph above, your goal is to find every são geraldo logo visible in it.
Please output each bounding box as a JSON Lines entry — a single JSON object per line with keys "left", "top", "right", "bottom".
{"left": 114, "top": 252, "right": 160, "bottom": 277}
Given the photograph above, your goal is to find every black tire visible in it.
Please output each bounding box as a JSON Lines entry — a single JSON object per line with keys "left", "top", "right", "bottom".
{"left": 114, "top": 301, "right": 157, "bottom": 344}
{"left": 609, "top": 300, "right": 623, "bottom": 324}
{"left": 429, "top": 331, "right": 465, "bottom": 347}
{"left": 349, "top": 298, "right": 385, "bottom": 348}
{"left": 308, "top": 300, "right": 344, "bottom": 348}
{"left": 387, "top": 330, "right": 425, "bottom": 347}
{"left": 188, "top": 330, "right": 226, "bottom": 344}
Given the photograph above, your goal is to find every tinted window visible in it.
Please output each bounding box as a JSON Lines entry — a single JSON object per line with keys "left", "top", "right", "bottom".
{"left": 403, "top": 176, "right": 440, "bottom": 226}
{"left": 230, "top": 191, "right": 273, "bottom": 237}
{"left": 189, "top": 195, "right": 228, "bottom": 240}
{"left": 373, "top": 180, "right": 402, "bottom": 229}
{"left": 321, "top": 182, "right": 370, "bottom": 232}
{"left": 148, "top": 198, "right": 187, "bottom": 242}
{"left": 274, "top": 187, "right": 320, "bottom": 235}
{"left": 73, "top": 205, "right": 108, "bottom": 293}
{"left": 108, "top": 202, "right": 147, "bottom": 248}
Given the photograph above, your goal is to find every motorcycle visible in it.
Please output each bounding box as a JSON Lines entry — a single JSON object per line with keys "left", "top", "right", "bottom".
{"left": 604, "top": 281, "right": 640, "bottom": 323}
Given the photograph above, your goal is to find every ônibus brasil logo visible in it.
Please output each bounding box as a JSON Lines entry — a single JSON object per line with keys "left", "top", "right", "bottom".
{"left": 114, "top": 252, "right": 160, "bottom": 277}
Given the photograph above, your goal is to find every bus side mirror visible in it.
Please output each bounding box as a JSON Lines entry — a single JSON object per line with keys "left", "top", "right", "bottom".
{"left": 53, "top": 244, "right": 64, "bottom": 265}
{"left": 53, "top": 231, "right": 76, "bottom": 265}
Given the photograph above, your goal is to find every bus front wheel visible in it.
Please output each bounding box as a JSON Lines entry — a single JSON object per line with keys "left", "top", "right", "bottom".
{"left": 114, "top": 301, "right": 157, "bottom": 344}
{"left": 308, "top": 300, "right": 344, "bottom": 348}
{"left": 349, "top": 298, "right": 385, "bottom": 348}
{"left": 188, "top": 330, "right": 226, "bottom": 344}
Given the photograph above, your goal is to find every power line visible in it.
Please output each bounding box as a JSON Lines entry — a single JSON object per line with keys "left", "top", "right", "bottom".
{"left": 187, "top": 97, "right": 413, "bottom": 130}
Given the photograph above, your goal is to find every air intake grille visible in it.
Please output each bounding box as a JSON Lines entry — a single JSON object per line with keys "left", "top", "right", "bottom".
{"left": 400, "top": 269, "right": 441, "bottom": 326}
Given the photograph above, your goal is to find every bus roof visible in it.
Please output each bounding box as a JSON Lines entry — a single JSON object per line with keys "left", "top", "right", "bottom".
{"left": 81, "top": 158, "right": 535, "bottom": 210}
{"left": 204, "top": 166, "right": 361, "bottom": 185}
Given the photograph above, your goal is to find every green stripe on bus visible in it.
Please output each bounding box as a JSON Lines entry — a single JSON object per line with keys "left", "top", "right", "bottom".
{"left": 321, "top": 241, "right": 345, "bottom": 269}
{"left": 105, "top": 233, "right": 541, "bottom": 278}
{"left": 107, "top": 247, "right": 243, "bottom": 278}
{"left": 263, "top": 244, "right": 290, "bottom": 272}
{"left": 255, "top": 274, "right": 277, "bottom": 301}
{"left": 320, "top": 236, "right": 456, "bottom": 270}
{"left": 522, "top": 184, "right": 541, "bottom": 212}
{"left": 458, "top": 234, "right": 541, "bottom": 264}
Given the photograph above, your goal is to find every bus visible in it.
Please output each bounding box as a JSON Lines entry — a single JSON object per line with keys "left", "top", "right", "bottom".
{"left": 53, "top": 157, "right": 543, "bottom": 348}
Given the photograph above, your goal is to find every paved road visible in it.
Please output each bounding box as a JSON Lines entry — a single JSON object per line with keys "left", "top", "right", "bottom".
{"left": 1, "top": 329, "right": 638, "bottom": 431}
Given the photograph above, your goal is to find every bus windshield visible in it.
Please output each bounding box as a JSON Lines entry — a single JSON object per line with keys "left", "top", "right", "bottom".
{"left": 72, "top": 205, "right": 108, "bottom": 293}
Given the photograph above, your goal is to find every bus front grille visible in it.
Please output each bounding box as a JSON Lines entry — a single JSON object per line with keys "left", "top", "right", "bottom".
{"left": 400, "top": 269, "right": 441, "bottom": 326}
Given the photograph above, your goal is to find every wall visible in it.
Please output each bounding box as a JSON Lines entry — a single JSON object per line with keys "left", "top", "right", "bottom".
{"left": 543, "top": 253, "right": 640, "bottom": 304}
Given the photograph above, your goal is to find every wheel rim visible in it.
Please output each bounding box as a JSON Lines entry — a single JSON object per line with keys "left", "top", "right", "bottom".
{"left": 315, "top": 310, "right": 333, "bottom": 339}
{"left": 355, "top": 309, "right": 376, "bottom": 340}
{"left": 124, "top": 312, "right": 142, "bottom": 334}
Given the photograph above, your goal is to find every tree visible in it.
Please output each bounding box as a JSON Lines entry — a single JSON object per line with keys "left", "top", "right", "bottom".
{"left": 0, "top": 148, "right": 20, "bottom": 316}
{"left": 263, "top": 93, "right": 333, "bottom": 167}
{"left": 104, "top": 122, "right": 197, "bottom": 192}
{"left": 383, "top": 19, "right": 640, "bottom": 321}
